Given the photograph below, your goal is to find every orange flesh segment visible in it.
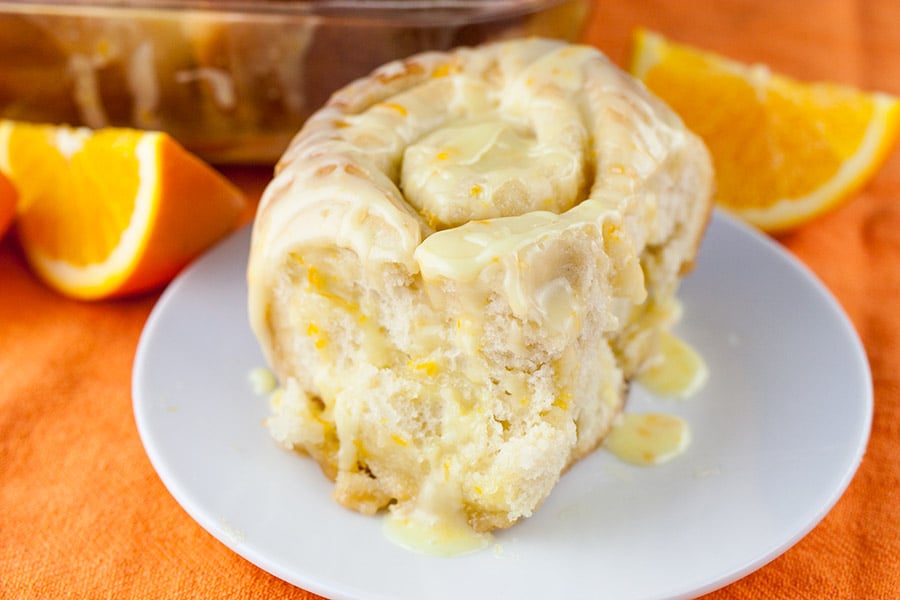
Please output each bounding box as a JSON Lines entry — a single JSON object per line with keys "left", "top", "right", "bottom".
{"left": 0, "top": 120, "right": 247, "bottom": 299}
{"left": 631, "top": 29, "right": 900, "bottom": 232}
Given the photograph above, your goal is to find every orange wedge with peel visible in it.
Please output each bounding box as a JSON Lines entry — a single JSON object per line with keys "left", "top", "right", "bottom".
{"left": 0, "top": 121, "right": 247, "bottom": 299}
{"left": 0, "top": 170, "right": 15, "bottom": 239}
{"left": 630, "top": 29, "right": 900, "bottom": 232}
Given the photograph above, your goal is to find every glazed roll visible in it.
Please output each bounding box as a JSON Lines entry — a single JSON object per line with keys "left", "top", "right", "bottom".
{"left": 248, "top": 38, "right": 714, "bottom": 533}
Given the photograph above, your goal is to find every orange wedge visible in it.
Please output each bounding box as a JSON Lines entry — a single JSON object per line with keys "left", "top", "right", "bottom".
{"left": 630, "top": 29, "right": 900, "bottom": 232}
{"left": 0, "top": 170, "right": 15, "bottom": 239}
{"left": 0, "top": 121, "right": 247, "bottom": 299}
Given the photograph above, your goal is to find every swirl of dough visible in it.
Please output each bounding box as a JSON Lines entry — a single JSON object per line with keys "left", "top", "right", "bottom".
{"left": 251, "top": 39, "right": 707, "bottom": 337}
{"left": 248, "top": 39, "right": 713, "bottom": 533}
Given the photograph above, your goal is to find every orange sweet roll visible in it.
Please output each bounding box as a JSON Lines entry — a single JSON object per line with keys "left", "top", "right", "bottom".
{"left": 247, "top": 38, "right": 714, "bottom": 548}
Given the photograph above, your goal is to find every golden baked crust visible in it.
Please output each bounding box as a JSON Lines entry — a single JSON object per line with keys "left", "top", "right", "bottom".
{"left": 248, "top": 38, "right": 713, "bottom": 532}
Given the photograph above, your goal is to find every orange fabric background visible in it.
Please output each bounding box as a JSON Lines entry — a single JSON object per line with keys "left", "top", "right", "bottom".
{"left": 2, "top": 1, "right": 899, "bottom": 598}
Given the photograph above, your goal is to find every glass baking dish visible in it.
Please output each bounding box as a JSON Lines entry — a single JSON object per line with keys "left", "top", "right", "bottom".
{"left": 0, "top": 0, "right": 590, "bottom": 163}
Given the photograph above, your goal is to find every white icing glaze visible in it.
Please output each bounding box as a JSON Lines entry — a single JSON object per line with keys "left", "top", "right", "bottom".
{"left": 249, "top": 39, "right": 694, "bottom": 360}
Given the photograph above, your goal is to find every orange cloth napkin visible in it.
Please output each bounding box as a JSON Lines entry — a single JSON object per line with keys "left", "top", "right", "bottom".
{"left": 2, "top": 1, "right": 899, "bottom": 597}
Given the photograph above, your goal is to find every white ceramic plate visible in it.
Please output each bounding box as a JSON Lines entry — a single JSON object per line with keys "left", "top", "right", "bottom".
{"left": 133, "top": 210, "right": 872, "bottom": 600}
